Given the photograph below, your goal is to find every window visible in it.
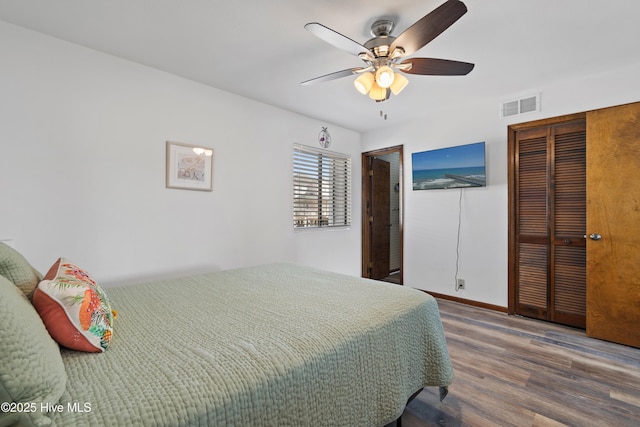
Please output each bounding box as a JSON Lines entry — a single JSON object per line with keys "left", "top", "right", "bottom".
{"left": 293, "top": 144, "right": 351, "bottom": 228}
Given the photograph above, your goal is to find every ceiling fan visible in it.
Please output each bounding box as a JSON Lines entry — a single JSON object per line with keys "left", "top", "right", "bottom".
{"left": 301, "top": 0, "right": 474, "bottom": 102}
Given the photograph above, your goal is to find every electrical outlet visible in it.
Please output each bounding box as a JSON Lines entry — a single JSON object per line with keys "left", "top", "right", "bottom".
{"left": 457, "top": 278, "right": 465, "bottom": 290}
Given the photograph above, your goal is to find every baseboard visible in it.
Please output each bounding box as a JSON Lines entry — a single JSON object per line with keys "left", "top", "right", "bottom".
{"left": 421, "top": 290, "right": 508, "bottom": 313}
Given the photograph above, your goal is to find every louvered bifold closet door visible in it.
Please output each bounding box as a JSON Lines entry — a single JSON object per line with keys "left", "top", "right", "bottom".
{"left": 551, "top": 123, "right": 586, "bottom": 328}
{"left": 514, "top": 120, "right": 586, "bottom": 327}
{"left": 515, "top": 128, "right": 549, "bottom": 319}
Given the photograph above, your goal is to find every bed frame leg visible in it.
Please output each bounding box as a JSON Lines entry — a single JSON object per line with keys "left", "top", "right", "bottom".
{"left": 396, "top": 387, "right": 423, "bottom": 426}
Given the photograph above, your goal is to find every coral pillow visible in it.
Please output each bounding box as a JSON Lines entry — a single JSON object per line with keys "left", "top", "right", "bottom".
{"left": 33, "top": 258, "right": 115, "bottom": 352}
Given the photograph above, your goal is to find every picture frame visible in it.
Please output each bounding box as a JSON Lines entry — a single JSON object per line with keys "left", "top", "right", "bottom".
{"left": 166, "top": 141, "right": 214, "bottom": 191}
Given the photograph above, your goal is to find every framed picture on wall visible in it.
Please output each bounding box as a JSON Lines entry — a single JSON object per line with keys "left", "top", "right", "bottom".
{"left": 165, "top": 141, "right": 214, "bottom": 191}
{"left": 411, "top": 141, "right": 486, "bottom": 191}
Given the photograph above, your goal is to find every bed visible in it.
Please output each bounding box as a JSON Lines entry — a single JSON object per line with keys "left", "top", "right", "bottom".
{"left": 0, "top": 242, "right": 453, "bottom": 427}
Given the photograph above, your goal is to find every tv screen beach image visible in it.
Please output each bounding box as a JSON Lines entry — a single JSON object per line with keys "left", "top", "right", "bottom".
{"left": 412, "top": 142, "right": 486, "bottom": 190}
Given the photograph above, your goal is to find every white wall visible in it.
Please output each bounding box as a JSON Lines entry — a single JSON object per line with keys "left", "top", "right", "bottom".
{"left": 0, "top": 21, "right": 362, "bottom": 286}
{"left": 4, "top": 20, "right": 639, "bottom": 305}
{"left": 362, "top": 60, "right": 640, "bottom": 307}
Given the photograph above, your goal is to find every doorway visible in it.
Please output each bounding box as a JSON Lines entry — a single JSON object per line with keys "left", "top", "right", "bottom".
{"left": 362, "top": 145, "right": 403, "bottom": 284}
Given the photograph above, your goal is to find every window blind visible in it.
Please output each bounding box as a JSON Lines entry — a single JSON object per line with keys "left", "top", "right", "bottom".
{"left": 293, "top": 144, "right": 351, "bottom": 228}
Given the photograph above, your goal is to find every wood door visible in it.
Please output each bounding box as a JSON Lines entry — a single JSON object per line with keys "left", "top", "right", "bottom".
{"left": 509, "top": 116, "right": 587, "bottom": 329}
{"left": 586, "top": 102, "right": 640, "bottom": 348}
{"left": 361, "top": 146, "right": 404, "bottom": 283}
{"left": 513, "top": 126, "right": 550, "bottom": 320}
{"left": 369, "top": 158, "right": 390, "bottom": 279}
{"left": 551, "top": 122, "right": 587, "bottom": 328}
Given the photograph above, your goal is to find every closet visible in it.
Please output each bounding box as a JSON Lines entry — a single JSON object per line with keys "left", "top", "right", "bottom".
{"left": 509, "top": 114, "right": 587, "bottom": 329}
{"left": 509, "top": 102, "right": 640, "bottom": 348}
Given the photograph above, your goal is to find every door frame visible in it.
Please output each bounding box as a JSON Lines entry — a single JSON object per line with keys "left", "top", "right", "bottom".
{"left": 361, "top": 145, "right": 404, "bottom": 282}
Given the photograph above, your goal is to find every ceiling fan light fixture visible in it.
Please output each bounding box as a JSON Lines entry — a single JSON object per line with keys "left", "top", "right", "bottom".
{"left": 389, "top": 73, "right": 409, "bottom": 95}
{"left": 354, "top": 72, "right": 375, "bottom": 95}
{"left": 368, "top": 82, "right": 387, "bottom": 101}
{"left": 375, "top": 65, "right": 395, "bottom": 88}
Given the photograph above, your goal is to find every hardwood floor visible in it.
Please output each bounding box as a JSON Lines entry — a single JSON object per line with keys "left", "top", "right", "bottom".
{"left": 380, "top": 272, "right": 401, "bottom": 284}
{"left": 397, "top": 298, "right": 640, "bottom": 427}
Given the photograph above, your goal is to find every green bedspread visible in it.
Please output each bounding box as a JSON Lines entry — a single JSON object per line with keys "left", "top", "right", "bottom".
{"left": 52, "top": 263, "right": 453, "bottom": 426}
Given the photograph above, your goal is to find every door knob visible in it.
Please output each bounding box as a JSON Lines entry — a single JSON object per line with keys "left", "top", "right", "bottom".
{"left": 589, "top": 233, "right": 602, "bottom": 241}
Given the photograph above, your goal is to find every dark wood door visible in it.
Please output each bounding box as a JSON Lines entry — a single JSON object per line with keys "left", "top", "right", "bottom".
{"left": 586, "top": 102, "right": 640, "bottom": 348}
{"left": 361, "top": 146, "right": 404, "bottom": 283}
{"left": 370, "top": 158, "right": 390, "bottom": 279}
{"left": 510, "top": 117, "right": 587, "bottom": 329}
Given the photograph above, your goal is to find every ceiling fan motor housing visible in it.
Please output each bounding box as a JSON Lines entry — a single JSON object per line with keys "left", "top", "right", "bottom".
{"left": 364, "top": 37, "right": 395, "bottom": 58}
{"left": 365, "top": 20, "right": 397, "bottom": 58}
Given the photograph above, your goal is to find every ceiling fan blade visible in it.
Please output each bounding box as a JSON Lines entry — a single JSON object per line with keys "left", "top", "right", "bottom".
{"left": 400, "top": 58, "right": 474, "bottom": 75}
{"left": 301, "top": 68, "right": 363, "bottom": 85}
{"left": 305, "top": 22, "right": 373, "bottom": 58}
{"left": 390, "top": 0, "right": 468, "bottom": 57}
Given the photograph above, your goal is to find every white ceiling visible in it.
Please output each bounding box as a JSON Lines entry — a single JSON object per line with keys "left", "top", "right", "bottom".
{"left": 1, "top": 0, "right": 639, "bottom": 133}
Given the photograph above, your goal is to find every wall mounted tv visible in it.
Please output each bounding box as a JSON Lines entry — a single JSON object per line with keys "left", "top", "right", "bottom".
{"left": 412, "top": 141, "right": 486, "bottom": 190}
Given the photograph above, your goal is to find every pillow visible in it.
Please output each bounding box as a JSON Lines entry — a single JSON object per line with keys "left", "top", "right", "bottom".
{"left": 0, "top": 241, "right": 41, "bottom": 299}
{"left": 32, "top": 258, "right": 115, "bottom": 353}
{"left": 0, "top": 274, "right": 67, "bottom": 427}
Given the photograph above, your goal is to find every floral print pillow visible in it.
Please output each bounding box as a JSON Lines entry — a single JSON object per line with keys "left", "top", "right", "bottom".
{"left": 33, "top": 258, "right": 115, "bottom": 352}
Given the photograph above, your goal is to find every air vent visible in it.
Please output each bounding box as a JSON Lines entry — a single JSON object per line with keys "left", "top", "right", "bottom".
{"left": 501, "top": 93, "right": 541, "bottom": 118}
